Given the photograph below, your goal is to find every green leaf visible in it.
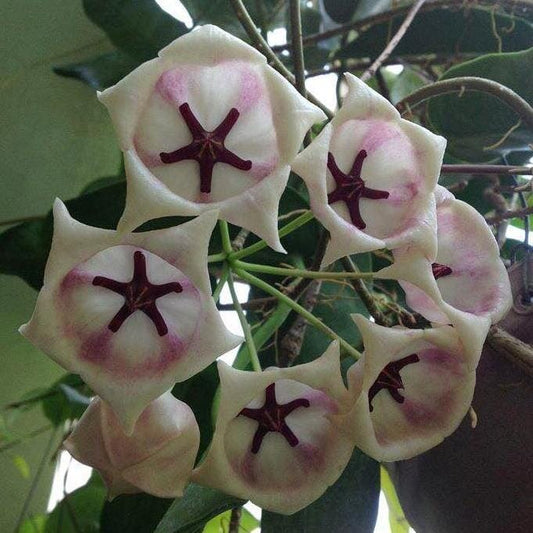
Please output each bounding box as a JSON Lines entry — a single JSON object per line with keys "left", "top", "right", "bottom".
{"left": 0, "top": 182, "right": 126, "bottom": 289}
{"left": 45, "top": 479, "right": 106, "bottom": 533}
{"left": 172, "top": 364, "right": 220, "bottom": 459}
{"left": 83, "top": 0, "right": 189, "bottom": 62}
{"left": 299, "top": 254, "right": 372, "bottom": 363}
{"left": 262, "top": 449, "right": 380, "bottom": 532}
{"left": 54, "top": 50, "right": 138, "bottom": 90}
{"left": 19, "top": 515, "right": 47, "bottom": 533}
{"left": 202, "top": 507, "right": 258, "bottom": 533}
{"left": 428, "top": 48, "right": 533, "bottom": 162}
{"left": 42, "top": 374, "right": 90, "bottom": 426}
{"left": 181, "top": 0, "right": 284, "bottom": 36}
{"left": 322, "top": 0, "right": 360, "bottom": 24}
{"left": 233, "top": 301, "right": 292, "bottom": 371}
{"left": 337, "top": 8, "right": 533, "bottom": 59}
{"left": 155, "top": 484, "right": 245, "bottom": 533}
{"left": 101, "top": 493, "right": 174, "bottom": 533}
{"left": 388, "top": 67, "right": 428, "bottom": 105}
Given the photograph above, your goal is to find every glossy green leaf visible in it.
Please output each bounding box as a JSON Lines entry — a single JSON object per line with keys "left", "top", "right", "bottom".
{"left": 202, "top": 507, "right": 258, "bottom": 533}
{"left": 54, "top": 50, "right": 138, "bottom": 90}
{"left": 101, "top": 492, "right": 174, "bottom": 533}
{"left": 337, "top": 8, "right": 532, "bottom": 59}
{"left": 42, "top": 374, "right": 90, "bottom": 426}
{"left": 322, "top": 0, "right": 360, "bottom": 24}
{"left": 83, "top": 0, "right": 189, "bottom": 62}
{"left": 0, "top": 182, "right": 126, "bottom": 290}
{"left": 180, "top": 0, "right": 284, "bottom": 36}
{"left": 428, "top": 48, "right": 533, "bottom": 162}
{"left": 45, "top": 478, "right": 106, "bottom": 533}
{"left": 388, "top": 66, "right": 428, "bottom": 105}
{"left": 299, "top": 254, "right": 372, "bottom": 363}
{"left": 172, "top": 363, "right": 220, "bottom": 459}
{"left": 154, "top": 484, "right": 245, "bottom": 533}
{"left": 262, "top": 449, "right": 380, "bottom": 533}
{"left": 233, "top": 301, "right": 292, "bottom": 371}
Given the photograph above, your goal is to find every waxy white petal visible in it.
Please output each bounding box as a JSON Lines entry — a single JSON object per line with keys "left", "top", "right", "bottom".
{"left": 64, "top": 393, "right": 199, "bottom": 498}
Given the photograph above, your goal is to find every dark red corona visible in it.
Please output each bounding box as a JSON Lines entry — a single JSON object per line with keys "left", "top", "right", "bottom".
{"left": 327, "top": 149, "right": 389, "bottom": 229}
{"left": 92, "top": 251, "right": 183, "bottom": 336}
{"left": 239, "top": 383, "right": 310, "bottom": 454}
{"left": 160, "top": 103, "right": 252, "bottom": 194}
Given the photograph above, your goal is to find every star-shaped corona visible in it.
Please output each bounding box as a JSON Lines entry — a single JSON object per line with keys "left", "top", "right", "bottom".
{"left": 160, "top": 103, "right": 252, "bottom": 194}
{"left": 368, "top": 353, "right": 420, "bottom": 411}
{"left": 238, "top": 382, "right": 310, "bottom": 454}
{"left": 327, "top": 150, "right": 389, "bottom": 229}
{"left": 93, "top": 250, "right": 183, "bottom": 336}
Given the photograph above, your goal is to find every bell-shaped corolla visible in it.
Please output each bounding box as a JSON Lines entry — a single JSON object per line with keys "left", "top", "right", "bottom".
{"left": 292, "top": 73, "right": 445, "bottom": 266}
{"left": 396, "top": 191, "right": 512, "bottom": 325}
{"left": 20, "top": 201, "right": 241, "bottom": 433}
{"left": 192, "top": 342, "right": 354, "bottom": 514}
{"left": 98, "top": 25, "right": 326, "bottom": 252}
{"left": 344, "top": 315, "right": 477, "bottom": 462}
{"left": 64, "top": 392, "right": 199, "bottom": 498}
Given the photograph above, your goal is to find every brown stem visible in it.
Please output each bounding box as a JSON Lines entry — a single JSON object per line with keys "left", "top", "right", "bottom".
{"left": 229, "top": 0, "right": 333, "bottom": 118}
{"left": 360, "top": 0, "right": 427, "bottom": 82}
{"left": 441, "top": 164, "right": 533, "bottom": 175}
{"left": 228, "top": 506, "right": 242, "bottom": 533}
{"left": 289, "top": 0, "right": 307, "bottom": 97}
{"left": 486, "top": 325, "right": 533, "bottom": 377}
{"left": 396, "top": 77, "right": 533, "bottom": 129}
{"left": 485, "top": 205, "right": 533, "bottom": 225}
{"left": 272, "top": 0, "right": 533, "bottom": 51}
{"left": 341, "top": 256, "right": 391, "bottom": 326}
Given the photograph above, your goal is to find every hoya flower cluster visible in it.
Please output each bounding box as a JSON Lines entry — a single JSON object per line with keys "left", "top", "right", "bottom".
{"left": 20, "top": 25, "right": 511, "bottom": 514}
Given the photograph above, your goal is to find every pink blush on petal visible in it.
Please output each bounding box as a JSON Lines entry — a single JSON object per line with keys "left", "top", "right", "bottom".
{"left": 236, "top": 65, "right": 265, "bottom": 113}
{"left": 360, "top": 120, "right": 403, "bottom": 154}
{"left": 156, "top": 68, "right": 190, "bottom": 107}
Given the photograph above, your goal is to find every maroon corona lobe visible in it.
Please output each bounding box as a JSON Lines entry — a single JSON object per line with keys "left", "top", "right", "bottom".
{"left": 160, "top": 103, "right": 252, "bottom": 194}
{"left": 368, "top": 353, "right": 420, "bottom": 411}
{"left": 239, "top": 382, "right": 310, "bottom": 454}
{"left": 92, "top": 250, "right": 183, "bottom": 336}
{"left": 432, "top": 262, "right": 453, "bottom": 280}
{"left": 327, "top": 149, "right": 390, "bottom": 230}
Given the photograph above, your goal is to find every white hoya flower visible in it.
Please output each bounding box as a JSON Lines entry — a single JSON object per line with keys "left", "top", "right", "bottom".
{"left": 193, "top": 342, "right": 354, "bottom": 515}
{"left": 64, "top": 392, "right": 199, "bottom": 499}
{"left": 292, "top": 73, "right": 446, "bottom": 266}
{"left": 344, "top": 315, "right": 478, "bottom": 462}
{"left": 99, "top": 25, "right": 326, "bottom": 252}
{"left": 20, "top": 201, "right": 241, "bottom": 433}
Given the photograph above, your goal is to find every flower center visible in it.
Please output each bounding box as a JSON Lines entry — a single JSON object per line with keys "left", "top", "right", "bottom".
{"left": 368, "top": 353, "right": 420, "bottom": 411}
{"left": 327, "top": 149, "right": 390, "bottom": 229}
{"left": 432, "top": 262, "right": 453, "bottom": 279}
{"left": 238, "top": 383, "right": 310, "bottom": 454}
{"left": 92, "top": 250, "right": 183, "bottom": 336}
{"left": 160, "top": 103, "right": 253, "bottom": 194}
